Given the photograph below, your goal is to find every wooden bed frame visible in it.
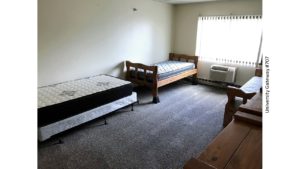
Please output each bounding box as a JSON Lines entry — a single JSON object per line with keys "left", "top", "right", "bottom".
{"left": 125, "top": 53, "right": 198, "bottom": 103}
{"left": 223, "top": 68, "right": 262, "bottom": 127}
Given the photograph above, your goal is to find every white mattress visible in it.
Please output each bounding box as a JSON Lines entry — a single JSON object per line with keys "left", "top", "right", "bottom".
{"left": 38, "top": 74, "right": 131, "bottom": 108}
{"left": 38, "top": 74, "right": 137, "bottom": 141}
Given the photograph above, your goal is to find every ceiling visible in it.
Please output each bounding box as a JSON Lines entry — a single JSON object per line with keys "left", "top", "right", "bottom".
{"left": 153, "top": 0, "right": 222, "bottom": 4}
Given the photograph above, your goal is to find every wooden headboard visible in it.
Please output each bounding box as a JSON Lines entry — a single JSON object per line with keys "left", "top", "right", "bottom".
{"left": 169, "top": 53, "right": 198, "bottom": 68}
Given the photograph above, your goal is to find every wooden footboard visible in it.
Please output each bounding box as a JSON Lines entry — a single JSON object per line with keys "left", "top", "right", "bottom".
{"left": 126, "top": 53, "right": 198, "bottom": 103}
{"left": 125, "top": 60, "right": 159, "bottom": 103}
{"left": 125, "top": 60, "right": 158, "bottom": 88}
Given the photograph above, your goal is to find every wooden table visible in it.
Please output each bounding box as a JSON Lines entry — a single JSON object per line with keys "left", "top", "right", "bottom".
{"left": 184, "top": 119, "right": 262, "bottom": 169}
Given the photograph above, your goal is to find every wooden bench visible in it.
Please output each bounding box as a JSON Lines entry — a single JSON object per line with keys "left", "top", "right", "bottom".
{"left": 223, "top": 68, "right": 262, "bottom": 127}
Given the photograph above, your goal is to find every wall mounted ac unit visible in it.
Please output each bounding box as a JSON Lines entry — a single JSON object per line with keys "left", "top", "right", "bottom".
{"left": 209, "top": 65, "right": 237, "bottom": 83}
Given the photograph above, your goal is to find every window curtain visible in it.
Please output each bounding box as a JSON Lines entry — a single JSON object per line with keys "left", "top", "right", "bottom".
{"left": 195, "top": 15, "right": 262, "bottom": 66}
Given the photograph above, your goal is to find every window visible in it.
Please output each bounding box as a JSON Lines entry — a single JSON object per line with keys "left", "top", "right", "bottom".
{"left": 195, "top": 15, "right": 262, "bottom": 66}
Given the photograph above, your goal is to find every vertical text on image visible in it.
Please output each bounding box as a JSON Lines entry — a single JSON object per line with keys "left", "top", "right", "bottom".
{"left": 265, "top": 56, "right": 270, "bottom": 113}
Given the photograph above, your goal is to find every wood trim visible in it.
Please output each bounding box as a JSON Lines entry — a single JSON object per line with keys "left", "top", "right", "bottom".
{"left": 234, "top": 111, "right": 262, "bottom": 127}
{"left": 227, "top": 86, "right": 257, "bottom": 101}
{"left": 157, "top": 69, "right": 197, "bottom": 87}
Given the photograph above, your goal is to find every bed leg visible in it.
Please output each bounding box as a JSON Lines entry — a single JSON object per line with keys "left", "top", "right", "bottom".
{"left": 152, "top": 96, "right": 160, "bottom": 103}
{"left": 152, "top": 85, "right": 160, "bottom": 103}
{"left": 58, "top": 139, "right": 64, "bottom": 144}
{"left": 104, "top": 118, "right": 107, "bottom": 125}
{"left": 192, "top": 74, "right": 198, "bottom": 85}
{"left": 131, "top": 103, "right": 134, "bottom": 111}
{"left": 52, "top": 139, "right": 64, "bottom": 145}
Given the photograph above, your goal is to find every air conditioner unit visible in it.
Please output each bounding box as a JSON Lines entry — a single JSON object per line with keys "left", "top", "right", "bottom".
{"left": 209, "top": 65, "right": 237, "bottom": 83}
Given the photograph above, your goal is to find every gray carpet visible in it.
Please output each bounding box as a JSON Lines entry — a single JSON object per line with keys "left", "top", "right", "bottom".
{"left": 38, "top": 80, "right": 227, "bottom": 169}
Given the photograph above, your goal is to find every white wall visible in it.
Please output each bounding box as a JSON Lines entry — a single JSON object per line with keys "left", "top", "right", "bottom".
{"left": 173, "top": 0, "right": 262, "bottom": 85}
{"left": 38, "top": 0, "right": 173, "bottom": 86}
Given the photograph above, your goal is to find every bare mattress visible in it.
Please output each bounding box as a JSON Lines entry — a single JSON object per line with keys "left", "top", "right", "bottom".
{"left": 38, "top": 75, "right": 136, "bottom": 141}
{"left": 129, "top": 60, "right": 195, "bottom": 81}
